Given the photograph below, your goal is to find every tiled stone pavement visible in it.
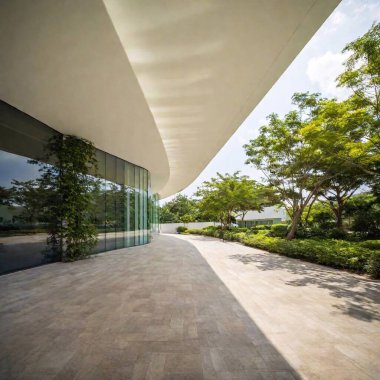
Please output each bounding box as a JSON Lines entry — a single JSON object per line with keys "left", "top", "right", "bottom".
{"left": 175, "top": 234, "right": 380, "bottom": 380}
{"left": 0, "top": 234, "right": 379, "bottom": 379}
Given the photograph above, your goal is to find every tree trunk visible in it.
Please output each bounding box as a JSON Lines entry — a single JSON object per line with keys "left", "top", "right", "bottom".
{"left": 336, "top": 206, "right": 343, "bottom": 229}
{"left": 332, "top": 199, "right": 344, "bottom": 230}
{"left": 286, "top": 208, "right": 303, "bottom": 240}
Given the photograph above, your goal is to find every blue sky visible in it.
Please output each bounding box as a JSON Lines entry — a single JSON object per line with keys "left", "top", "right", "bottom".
{"left": 161, "top": 0, "right": 380, "bottom": 204}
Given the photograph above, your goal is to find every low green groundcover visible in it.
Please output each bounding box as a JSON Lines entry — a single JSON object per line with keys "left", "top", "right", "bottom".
{"left": 183, "top": 227, "right": 380, "bottom": 279}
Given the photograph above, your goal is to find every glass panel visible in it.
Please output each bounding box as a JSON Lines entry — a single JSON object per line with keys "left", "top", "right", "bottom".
{"left": 143, "top": 170, "right": 148, "bottom": 244}
{"left": 0, "top": 151, "right": 55, "bottom": 274}
{"left": 134, "top": 167, "right": 140, "bottom": 245}
{"left": 139, "top": 168, "right": 144, "bottom": 245}
{"left": 105, "top": 153, "right": 116, "bottom": 251}
{"left": 0, "top": 100, "right": 154, "bottom": 274}
{"left": 92, "top": 150, "right": 106, "bottom": 254}
{"left": 129, "top": 165, "right": 136, "bottom": 246}
{"left": 124, "top": 163, "right": 130, "bottom": 247}
{"left": 0, "top": 103, "right": 58, "bottom": 274}
{"left": 115, "top": 158, "right": 124, "bottom": 249}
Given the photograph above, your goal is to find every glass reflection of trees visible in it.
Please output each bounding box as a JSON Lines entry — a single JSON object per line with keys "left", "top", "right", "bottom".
{"left": 0, "top": 148, "right": 155, "bottom": 274}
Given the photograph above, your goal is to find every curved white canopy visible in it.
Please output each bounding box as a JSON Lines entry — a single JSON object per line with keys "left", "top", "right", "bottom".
{"left": 0, "top": 0, "right": 339, "bottom": 197}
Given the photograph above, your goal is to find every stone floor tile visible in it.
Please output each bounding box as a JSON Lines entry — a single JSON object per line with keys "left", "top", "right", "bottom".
{"left": 0, "top": 234, "right": 379, "bottom": 379}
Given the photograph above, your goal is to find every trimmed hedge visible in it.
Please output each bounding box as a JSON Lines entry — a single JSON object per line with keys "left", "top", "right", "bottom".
{"left": 269, "top": 224, "right": 288, "bottom": 238}
{"left": 359, "top": 240, "right": 380, "bottom": 250}
{"left": 183, "top": 228, "right": 380, "bottom": 278}
{"left": 176, "top": 226, "right": 188, "bottom": 234}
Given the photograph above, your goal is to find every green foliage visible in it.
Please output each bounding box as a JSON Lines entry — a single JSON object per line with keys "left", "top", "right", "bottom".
{"left": 244, "top": 92, "right": 337, "bottom": 240}
{"left": 359, "top": 240, "right": 380, "bottom": 250}
{"left": 367, "top": 251, "right": 380, "bottom": 278}
{"left": 33, "top": 135, "right": 99, "bottom": 261}
{"left": 346, "top": 193, "right": 380, "bottom": 238}
{"left": 159, "top": 206, "right": 177, "bottom": 223}
{"left": 338, "top": 22, "right": 380, "bottom": 127}
{"left": 159, "top": 194, "right": 199, "bottom": 223}
{"left": 196, "top": 172, "right": 270, "bottom": 227}
{"left": 10, "top": 180, "right": 51, "bottom": 224}
{"left": 251, "top": 225, "right": 270, "bottom": 230}
{"left": 186, "top": 229, "right": 379, "bottom": 278}
{"left": 304, "top": 99, "right": 374, "bottom": 229}
{"left": 269, "top": 224, "right": 289, "bottom": 238}
{"left": 176, "top": 226, "right": 188, "bottom": 234}
{"left": 303, "top": 201, "right": 335, "bottom": 229}
{"left": 243, "top": 24, "right": 380, "bottom": 238}
{"left": 187, "top": 228, "right": 204, "bottom": 235}
{"left": 0, "top": 186, "right": 12, "bottom": 206}
{"left": 337, "top": 22, "right": 380, "bottom": 198}
{"left": 326, "top": 228, "right": 348, "bottom": 240}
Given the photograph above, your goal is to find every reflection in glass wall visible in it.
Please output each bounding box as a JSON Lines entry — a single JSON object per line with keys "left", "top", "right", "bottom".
{"left": 93, "top": 150, "right": 106, "bottom": 254}
{"left": 0, "top": 151, "right": 55, "bottom": 274}
{"left": 0, "top": 100, "right": 157, "bottom": 275}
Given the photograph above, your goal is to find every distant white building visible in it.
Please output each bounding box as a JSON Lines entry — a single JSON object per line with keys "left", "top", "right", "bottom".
{"left": 236, "top": 206, "right": 289, "bottom": 227}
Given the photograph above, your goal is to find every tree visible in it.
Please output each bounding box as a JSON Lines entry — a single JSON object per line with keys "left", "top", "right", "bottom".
{"left": 345, "top": 193, "right": 380, "bottom": 238}
{"left": 302, "top": 201, "right": 335, "bottom": 230}
{"left": 338, "top": 22, "right": 380, "bottom": 131}
{"left": 302, "top": 98, "right": 373, "bottom": 229}
{"left": 196, "top": 172, "right": 267, "bottom": 228}
{"left": 10, "top": 180, "right": 50, "bottom": 224}
{"left": 32, "top": 135, "right": 99, "bottom": 261}
{"left": 337, "top": 22, "right": 380, "bottom": 196}
{"left": 0, "top": 186, "right": 12, "bottom": 206}
{"left": 159, "top": 194, "right": 198, "bottom": 223}
{"left": 159, "top": 205, "right": 177, "bottom": 223}
{"left": 244, "top": 93, "right": 336, "bottom": 240}
{"left": 235, "top": 184, "right": 278, "bottom": 222}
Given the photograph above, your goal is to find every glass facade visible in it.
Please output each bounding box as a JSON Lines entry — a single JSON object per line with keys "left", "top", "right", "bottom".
{"left": 0, "top": 101, "right": 158, "bottom": 275}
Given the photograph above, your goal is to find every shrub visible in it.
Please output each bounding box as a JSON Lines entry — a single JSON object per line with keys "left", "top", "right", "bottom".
{"left": 252, "top": 225, "right": 270, "bottom": 231}
{"left": 359, "top": 240, "right": 380, "bottom": 250}
{"left": 185, "top": 228, "right": 378, "bottom": 278}
{"left": 176, "top": 226, "right": 188, "bottom": 234}
{"left": 367, "top": 251, "right": 380, "bottom": 278}
{"left": 269, "top": 224, "right": 289, "bottom": 238}
{"left": 326, "top": 228, "right": 348, "bottom": 240}
{"left": 187, "top": 228, "right": 203, "bottom": 235}
{"left": 230, "top": 227, "right": 249, "bottom": 233}
{"left": 203, "top": 225, "right": 217, "bottom": 231}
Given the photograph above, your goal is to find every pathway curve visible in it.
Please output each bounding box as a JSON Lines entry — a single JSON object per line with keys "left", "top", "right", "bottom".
{"left": 174, "top": 234, "right": 380, "bottom": 379}
{"left": 0, "top": 234, "right": 379, "bottom": 379}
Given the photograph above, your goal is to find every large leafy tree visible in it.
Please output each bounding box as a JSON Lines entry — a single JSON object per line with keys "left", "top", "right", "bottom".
{"left": 337, "top": 22, "right": 380, "bottom": 194}
{"left": 244, "top": 93, "right": 336, "bottom": 240}
{"left": 302, "top": 98, "right": 373, "bottom": 229}
{"left": 196, "top": 172, "right": 269, "bottom": 228}
{"left": 338, "top": 22, "right": 380, "bottom": 130}
{"left": 159, "top": 194, "right": 198, "bottom": 224}
{"left": 9, "top": 180, "right": 51, "bottom": 224}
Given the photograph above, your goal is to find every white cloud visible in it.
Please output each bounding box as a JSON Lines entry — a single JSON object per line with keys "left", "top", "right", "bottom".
{"left": 323, "top": 10, "right": 347, "bottom": 33}
{"left": 353, "top": 0, "right": 380, "bottom": 21}
{"left": 306, "top": 51, "right": 350, "bottom": 99}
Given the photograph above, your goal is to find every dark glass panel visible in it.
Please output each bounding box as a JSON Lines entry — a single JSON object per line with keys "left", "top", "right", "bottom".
{"left": 105, "top": 153, "right": 116, "bottom": 251}
{"left": 124, "top": 163, "right": 130, "bottom": 247}
{"left": 129, "top": 165, "right": 136, "bottom": 246}
{"left": 134, "top": 167, "right": 141, "bottom": 245}
{"left": 115, "top": 158, "right": 124, "bottom": 249}
{"left": 0, "top": 100, "right": 154, "bottom": 274}
{"left": 0, "top": 150, "right": 56, "bottom": 274}
{"left": 140, "top": 168, "right": 144, "bottom": 245}
{"left": 143, "top": 170, "right": 148, "bottom": 244}
{"left": 92, "top": 150, "right": 106, "bottom": 254}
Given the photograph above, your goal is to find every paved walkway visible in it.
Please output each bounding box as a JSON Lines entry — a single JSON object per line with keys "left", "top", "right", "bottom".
{"left": 0, "top": 234, "right": 379, "bottom": 379}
